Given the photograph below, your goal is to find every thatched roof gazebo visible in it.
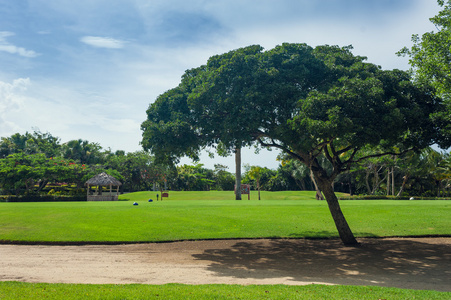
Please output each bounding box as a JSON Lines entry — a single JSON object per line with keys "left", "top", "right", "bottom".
{"left": 85, "top": 172, "right": 122, "bottom": 201}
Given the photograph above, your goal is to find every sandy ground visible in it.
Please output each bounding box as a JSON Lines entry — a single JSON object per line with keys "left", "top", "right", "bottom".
{"left": 0, "top": 238, "right": 450, "bottom": 292}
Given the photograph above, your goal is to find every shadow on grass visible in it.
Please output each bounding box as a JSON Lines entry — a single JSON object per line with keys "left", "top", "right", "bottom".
{"left": 192, "top": 238, "right": 451, "bottom": 292}
{"left": 287, "top": 231, "right": 378, "bottom": 239}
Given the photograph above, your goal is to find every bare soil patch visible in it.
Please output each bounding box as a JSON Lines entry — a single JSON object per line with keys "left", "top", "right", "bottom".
{"left": 0, "top": 238, "right": 450, "bottom": 292}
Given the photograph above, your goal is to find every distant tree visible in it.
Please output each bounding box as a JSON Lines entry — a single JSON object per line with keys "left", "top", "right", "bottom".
{"left": 276, "top": 154, "right": 327, "bottom": 196}
{"left": 438, "top": 153, "right": 451, "bottom": 196}
{"left": 175, "top": 164, "right": 215, "bottom": 191}
{"left": 213, "top": 164, "right": 235, "bottom": 191}
{"left": 399, "top": 0, "right": 451, "bottom": 96}
{"left": 0, "top": 153, "right": 46, "bottom": 194}
{"left": 243, "top": 166, "right": 280, "bottom": 191}
{"left": 141, "top": 45, "right": 264, "bottom": 200}
{"left": 421, "top": 148, "right": 448, "bottom": 197}
{"left": 0, "top": 137, "right": 16, "bottom": 158}
{"left": 61, "top": 139, "right": 103, "bottom": 165}
{"left": 0, "top": 153, "right": 86, "bottom": 195}
{"left": 351, "top": 151, "right": 392, "bottom": 196}
{"left": 246, "top": 166, "right": 264, "bottom": 200}
{"left": 143, "top": 43, "right": 442, "bottom": 245}
{"left": 105, "top": 151, "right": 158, "bottom": 192}
{"left": 0, "top": 130, "right": 61, "bottom": 158}
{"left": 277, "top": 159, "right": 311, "bottom": 191}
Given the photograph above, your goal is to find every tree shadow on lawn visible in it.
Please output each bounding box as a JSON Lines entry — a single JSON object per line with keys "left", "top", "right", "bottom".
{"left": 192, "top": 237, "right": 451, "bottom": 292}
{"left": 286, "top": 230, "right": 377, "bottom": 239}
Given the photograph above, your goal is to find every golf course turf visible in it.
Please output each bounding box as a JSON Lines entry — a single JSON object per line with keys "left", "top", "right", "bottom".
{"left": 0, "top": 191, "right": 449, "bottom": 243}
{"left": 0, "top": 191, "right": 449, "bottom": 299}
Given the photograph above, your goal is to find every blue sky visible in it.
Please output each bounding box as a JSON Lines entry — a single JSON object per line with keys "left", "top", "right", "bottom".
{"left": 0, "top": 0, "right": 441, "bottom": 170}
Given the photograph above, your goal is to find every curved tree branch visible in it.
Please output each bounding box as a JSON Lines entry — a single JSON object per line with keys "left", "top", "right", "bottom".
{"left": 257, "top": 138, "right": 306, "bottom": 163}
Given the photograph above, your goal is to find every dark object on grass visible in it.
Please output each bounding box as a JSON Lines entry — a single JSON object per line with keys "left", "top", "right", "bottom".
{"left": 148, "top": 199, "right": 153, "bottom": 202}
{"left": 133, "top": 202, "right": 138, "bottom": 205}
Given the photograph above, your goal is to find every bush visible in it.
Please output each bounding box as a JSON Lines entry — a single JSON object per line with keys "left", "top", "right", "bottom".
{"left": 338, "top": 195, "right": 451, "bottom": 200}
{"left": 2, "top": 195, "right": 87, "bottom": 202}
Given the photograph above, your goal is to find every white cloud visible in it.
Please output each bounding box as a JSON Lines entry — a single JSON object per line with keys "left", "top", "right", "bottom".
{"left": 80, "top": 36, "right": 125, "bottom": 49}
{"left": 0, "top": 77, "right": 144, "bottom": 153}
{"left": 0, "top": 0, "right": 442, "bottom": 169}
{"left": 0, "top": 77, "right": 29, "bottom": 111}
{"left": 0, "top": 78, "right": 30, "bottom": 133}
{"left": 0, "top": 31, "right": 39, "bottom": 58}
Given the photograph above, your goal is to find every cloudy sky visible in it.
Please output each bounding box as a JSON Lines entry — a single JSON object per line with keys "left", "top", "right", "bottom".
{"left": 0, "top": 0, "right": 441, "bottom": 170}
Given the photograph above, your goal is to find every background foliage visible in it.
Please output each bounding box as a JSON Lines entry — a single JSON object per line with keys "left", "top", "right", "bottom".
{"left": 0, "top": 130, "right": 450, "bottom": 198}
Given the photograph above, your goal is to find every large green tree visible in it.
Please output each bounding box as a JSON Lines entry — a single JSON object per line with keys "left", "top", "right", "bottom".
{"left": 142, "top": 43, "right": 442, "bottom": 245}
{"left": 61, "top": 139, "right": 104, "bottom": 165}
{"left": 399, "top": 0, "right": 451, "bottom": 96}
{"left": 141, "top": 45, "right": 265, "bottom": 200}
{"left": 105, "top": 151, "right": 162, "bottom": 192}
{"left": 399, "top": 0, "right": 451, "bottom": 147}
{"left": 0, "top": 130, "right": 61, "bottom": 158}
{"left": 0, "top": 153, "right": 87, "bottom": 195}
{"left": 212, "top": 164, "right": 235, "bottom": 191}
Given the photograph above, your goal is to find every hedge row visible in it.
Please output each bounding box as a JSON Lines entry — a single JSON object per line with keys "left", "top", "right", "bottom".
{"left": 338, "top": 195, "right": 451, "bottom": 200}
{"left": 0, "top": 195, "right": 87, "bottom": 202}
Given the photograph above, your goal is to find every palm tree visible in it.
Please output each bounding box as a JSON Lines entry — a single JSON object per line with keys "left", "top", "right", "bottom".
{"left": 61, "top": 139, "right": 103, "bottom": 164}
{"left": 248, "top": 166, "right": 263, "bottom": 200}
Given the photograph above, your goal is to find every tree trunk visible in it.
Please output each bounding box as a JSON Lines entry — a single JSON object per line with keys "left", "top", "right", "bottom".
{"left": 235, "top": 147, "right": 241, "bottom": 200}
{"left": 309, "top": 170, "right": 324, "bottom": 200}
{"left": 437, "top": 180, "right": 441, "bottom": 197}
{"left": 315, "top": 174, "right": 358, "bottom": 246}
{"left": 397, "top": 174, "right": 409, "bottom": 197}
{"left": 257, "top": 180, "right": 261, "bottom": 200}
{"left": 391, "top": 166, "right": 395, "bottom": 196}
{"left": 36, "top": 180, "right": 48, "bottom": 193}
{"left": 386, "top": 168, "right": 390, "bottom": 196}
{"left": 25, "top": 179, "right": 35, "bottom": 194}
{"left": 349, "top": 175, "right": 352, "bottom": 196}
{"left": 366, "top": 164, "right": 386, "bottom": 195}
{"left": 365, "top": 169, "right": 372, "bottom": 194}
{"left": 299, "top": 179, "right": 306, "bottom": 191}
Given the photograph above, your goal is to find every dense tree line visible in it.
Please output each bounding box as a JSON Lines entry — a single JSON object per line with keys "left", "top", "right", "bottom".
{"left": 242, "top": 149, "right": 451, "bottom": 198}
{"left": 1, "top": 130, "right": 449, "bottom": 198}
{"left": 0, "top": 131, "right": 238, "bottom": 195}
{"left": 0, "top": 131, "right": 152, "bottom": 195}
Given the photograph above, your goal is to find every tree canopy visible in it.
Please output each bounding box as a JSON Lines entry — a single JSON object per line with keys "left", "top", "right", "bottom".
{"left": 398, "top": 0, "right": 451, "bottom": 147}
{"left": 399, "top": 0, "right": 451, "bottom": 96}
{"left": 142, "top": 43, "right": 444, "bottom": 245}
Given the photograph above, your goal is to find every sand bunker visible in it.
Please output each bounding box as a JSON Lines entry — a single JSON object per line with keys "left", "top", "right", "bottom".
{"left": 0, "top": 237, "right": 449, "bottom": 292}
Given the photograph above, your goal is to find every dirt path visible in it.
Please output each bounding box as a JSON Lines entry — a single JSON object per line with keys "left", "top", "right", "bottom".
{"left": 0, "top": 238, "right": 450, "bottom": 292}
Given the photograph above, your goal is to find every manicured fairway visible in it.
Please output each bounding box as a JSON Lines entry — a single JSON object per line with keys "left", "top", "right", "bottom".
{"left": 0, "top": 191, "right": 449, "bottom": 243}
{"left": 122, "top": 190, "right": 318, "bottom": 201}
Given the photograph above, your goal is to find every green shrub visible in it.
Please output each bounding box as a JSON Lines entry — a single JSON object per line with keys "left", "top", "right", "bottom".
{"left": 338, "top": 195, "right": 451, "bottom": 200}
{"left": 5, "top": 195, "right": 86, "bottom": 202}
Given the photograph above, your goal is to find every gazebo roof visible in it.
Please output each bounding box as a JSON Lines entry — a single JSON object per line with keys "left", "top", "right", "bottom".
{"left": 85, "top": 172, "right": 122, "bottom": 186}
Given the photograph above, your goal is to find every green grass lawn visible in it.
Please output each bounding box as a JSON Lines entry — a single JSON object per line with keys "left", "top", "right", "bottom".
{"left": 0, "top": 282, "right": 449, "bottom": 300}
{"left": 1, "top": 191, "right": 450, "bottom": 299}
{"left": 123, "top": 190, "right": 318, "bottom": 201}
{"left": 0, "top": 191, "right": 449, "bottom": 243}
